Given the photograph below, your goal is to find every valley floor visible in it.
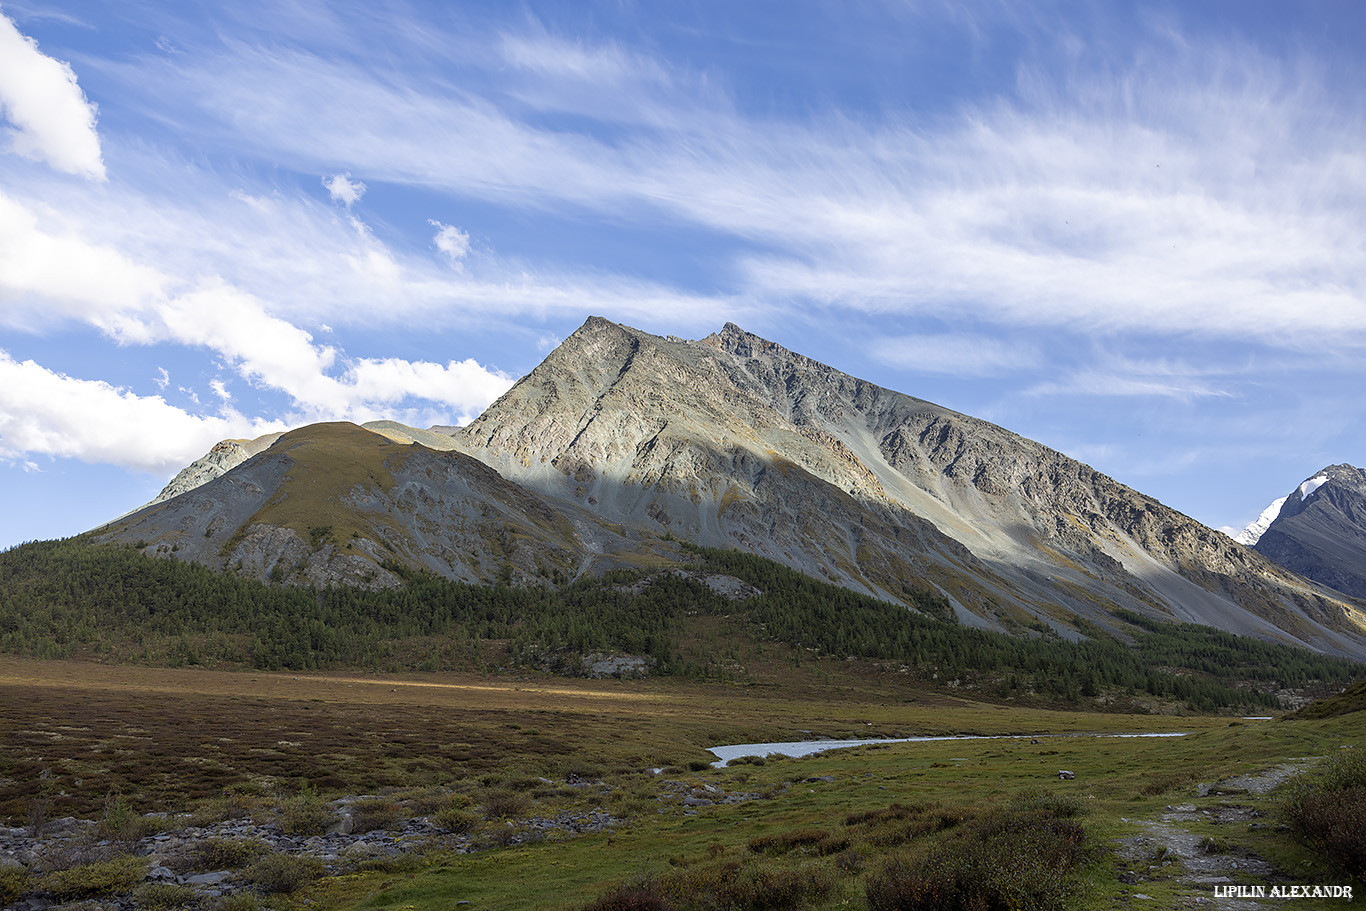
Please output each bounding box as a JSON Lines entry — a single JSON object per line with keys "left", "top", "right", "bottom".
{"left": 0, "top": 659, "right": 1360, "bottom": 910}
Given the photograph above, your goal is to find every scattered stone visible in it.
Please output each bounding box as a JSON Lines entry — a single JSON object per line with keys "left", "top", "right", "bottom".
{"left": 1057, "top": 770, "right": 1075, "bottom": 780}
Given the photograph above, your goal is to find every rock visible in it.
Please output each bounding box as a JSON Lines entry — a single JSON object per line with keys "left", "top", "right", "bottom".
{"left": 1057, "top": 770, "right": 1075, "bottom": 780}
{"left": 327, "top": 812, "right": 355, "bottom": 836}
{"left": 185, "top": 872, "right": 233, "bottom": 886}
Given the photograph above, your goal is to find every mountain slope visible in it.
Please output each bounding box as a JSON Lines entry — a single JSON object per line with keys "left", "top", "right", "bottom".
{"left": 1253, "top": 464, "right": 1366, "bottom": 600}
{"left": 99, "top": 422, "right": 590, "bottom": 589}
{"left": 458, "top": 318, "right": 1366, "bottom": 658}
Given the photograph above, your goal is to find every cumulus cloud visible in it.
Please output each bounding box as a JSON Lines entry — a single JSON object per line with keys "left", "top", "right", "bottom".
{"left": 0, "top": 185, "right": 518, "bottom": 468}
{"left": 429, "top": 219, "right": 470, "bottom": 264}
{"left": 0, "top": 13, "right": 105, "bottom": 179}
{"left": 345, "top": 357, "right": 513, "bottom": 419}
{"left": 322, "top": 172, "right": 365, "bottom": 206}
{"left": 0, "top": 351, "right": 280, "bottom": 472}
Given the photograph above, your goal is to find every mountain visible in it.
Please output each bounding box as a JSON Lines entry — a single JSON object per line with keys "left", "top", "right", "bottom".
{"left": 94, "top": 317, "right": 1366, "bottom": 660}
{"left": 1249, "top": 464, "right": 1366, "bottom": 600}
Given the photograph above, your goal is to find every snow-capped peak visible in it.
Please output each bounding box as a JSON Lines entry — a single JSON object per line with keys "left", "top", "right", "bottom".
{"left": 1229, "top": 472, "right": 1334, "bottom": 546}
{"left": 1299, "top": 474, "right": 1329, "bottom": 501}
{"left": 1232, "top": 495, "right": 1288, "bottom": 546}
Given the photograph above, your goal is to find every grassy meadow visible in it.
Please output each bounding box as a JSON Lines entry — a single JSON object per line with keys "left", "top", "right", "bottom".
{"left": 2, "top": 657, "right": 1361, "bottom": 910}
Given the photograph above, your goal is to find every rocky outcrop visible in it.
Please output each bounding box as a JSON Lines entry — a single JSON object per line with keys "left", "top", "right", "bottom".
{"left": 147, "top": 435, "right": 282, "bottom": 506}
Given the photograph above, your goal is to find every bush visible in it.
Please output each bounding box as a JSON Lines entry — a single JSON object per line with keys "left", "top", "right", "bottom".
{"left": 0, "top": 865, "right": 28, "bottom": 906}
{"left": 863, "top": 797, "right": 1096, "bottom": 911}
{"left": 482, "top": 790, "right": 527, "bottom": 819}
{"left": 211, "top": 892, "right": 263, "bottom": 911}
{"left": 242, "top": 853, "right": 324, "bottom": 894}
{"left": 1281, "top": 749, "right": 1366, "bottom": 881}
{"left": 278, "top": 788, "right": 336, "bottom": 836}
{"left": 350, "top": 798, "right": 404, "bottom": 833}
{"left": 583, "top": 880, "right": 675, "bottom": 911}
{"left": 584, "top": 858, "right": 835, "bottom": 911}
{"left": 99, "top": 793, "right": 162, "bottom": 844}
{"left": 190, "top": 837, "right": 270, "bottom": 871}
{"left": 747, "top": 828, "right": 830, "bottom": 855}
{"left": 433, "top": 804, "right": 481, "bottom": 834}
{"left": 134, "top": 881, "right": 200, "bottom": 910}
{"left": 40, "top": 855, "right": 148, "bottom": 901}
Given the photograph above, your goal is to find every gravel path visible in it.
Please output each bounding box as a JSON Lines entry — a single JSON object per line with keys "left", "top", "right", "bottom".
{"left": 1113, "top": 761, "right": 1315, "bottom": 909}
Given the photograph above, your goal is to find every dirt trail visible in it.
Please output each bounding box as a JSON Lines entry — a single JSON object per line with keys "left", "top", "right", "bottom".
{"left": 1114, "top": 761, "right": 1314, "bottom": 909}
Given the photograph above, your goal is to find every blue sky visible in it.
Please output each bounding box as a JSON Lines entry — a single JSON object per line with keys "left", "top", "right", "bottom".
{"left": 1, "top": 0, "right": 1364, "bottom": 549}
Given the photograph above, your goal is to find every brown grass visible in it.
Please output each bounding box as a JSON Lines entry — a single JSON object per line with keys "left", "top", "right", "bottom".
{"left": 0, "top": 657, "right": 1227, "bottom": 822}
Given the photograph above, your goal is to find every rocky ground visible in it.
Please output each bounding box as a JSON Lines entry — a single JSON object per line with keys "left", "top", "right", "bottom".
{"left": 0, "top": 774, "right": 769, "bottom": 911}
{"left": 1114, "top": 762, "right": 1317, "bottom": 909}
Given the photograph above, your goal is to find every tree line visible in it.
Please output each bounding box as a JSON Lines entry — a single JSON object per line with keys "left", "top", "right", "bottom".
{"left": 0, "top": 537, "right": 1359, "bottom": 712}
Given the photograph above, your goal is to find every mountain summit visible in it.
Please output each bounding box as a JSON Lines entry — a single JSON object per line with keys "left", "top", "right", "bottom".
{"left": 97, "top": 317, "right": 1366, "bottom": 659}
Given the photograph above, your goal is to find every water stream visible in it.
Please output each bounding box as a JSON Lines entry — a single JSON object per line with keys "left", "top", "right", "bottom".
{"left": 707, "top": 731, "right": 1189, "bottom": 767}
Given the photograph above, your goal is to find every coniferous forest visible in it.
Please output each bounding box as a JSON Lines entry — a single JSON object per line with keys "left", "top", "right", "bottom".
{"left": 0, "top": 537, "right": 1359, "bottom": 713}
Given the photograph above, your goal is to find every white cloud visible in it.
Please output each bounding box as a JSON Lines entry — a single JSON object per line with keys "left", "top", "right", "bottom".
{"left": 137, "top": 27, "right": 1365, "bottom": 348}
{"left": 345, "top": 357, "right": 513, "bottom": 420}
{"left": 0, "top": 190, "right": 165, "bottom": 329}
{"left": 322, "top": 172, "right": 365, "bottom": 206}
{"left": 154, "top": 367, "right": 169, "bottom": 389}
{"left": 0, "top": 350, "right": 281, "bottom": 472}
{"left": 0, "top": 12, "right": 105, "bottom": 179}
{"left": 871, "top": 333, "right": 1041, "bottom": 377}
{"left": 429, "top": 219, "right": 470, "bottom": 264}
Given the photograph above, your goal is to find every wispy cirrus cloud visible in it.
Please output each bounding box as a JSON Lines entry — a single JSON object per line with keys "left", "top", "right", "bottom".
{"left": 870, "top": 333, "right": 1041, "bottom": 377}
{"left": 114, "top": 20, "right": 1365, "bottom": 352}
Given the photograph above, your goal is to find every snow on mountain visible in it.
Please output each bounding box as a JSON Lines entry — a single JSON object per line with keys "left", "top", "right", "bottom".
{"left": 1233, "top": 495, "right": 1290, "bottom": 546}
{"left": 1230, "top": 473, "right": 1332, "bottom": 546}
{"left": 1299, "top": 474, "right": 1330, "bottom": 500}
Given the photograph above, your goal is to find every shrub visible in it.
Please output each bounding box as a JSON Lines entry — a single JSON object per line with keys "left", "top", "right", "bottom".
{"left": 583, "top": 880, "right": 675, "bottom": 911}
{"left": 242, "top": 853, "right": 324, "bottom": 894}
{"left": 433, "top": 804, "right": 481, "bottom": 834}
{"left": 134, "top": 881, "right": 200, "bottom": 910}
{"left": 747, "top": 828, "right": 830, "bottom": 855}
{"left": 863, "top": 797, "right": 1097, "bottom": 911}
{"left": 188, "top": 791, "right": 259, "bottom": 826}
{"left": 0, "top": 865, "right": 28, "bottom": 906}
{"left": 1281, "top": 750, "right": 1366, "bottom": 881}
{"left": 190, "top": 837, "right": 270, "bottom": 870}
{"left": 350, "top": 798, "right": 404, "bottom": 833}
{"left": 40, "top": 856, "right": 148, "bottom": 901}
{"left": 482, "top": 790, "right": 527, "bottom": 819}
{"left": 278, "top": 788, "right": 336, "bottom": 836}
{"left": 211, "top": 895, "right": 263, "bottom": 911}
{"left": 98, "top": 793, "right": 162, "bottom": 844}
{"left": 584, "top": 858, "right": 835, "bottom": 911}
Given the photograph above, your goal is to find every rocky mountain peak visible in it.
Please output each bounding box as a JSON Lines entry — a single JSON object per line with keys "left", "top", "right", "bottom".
{"left": 1254, "top": 463, "right": 1366, "bottom": 600}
